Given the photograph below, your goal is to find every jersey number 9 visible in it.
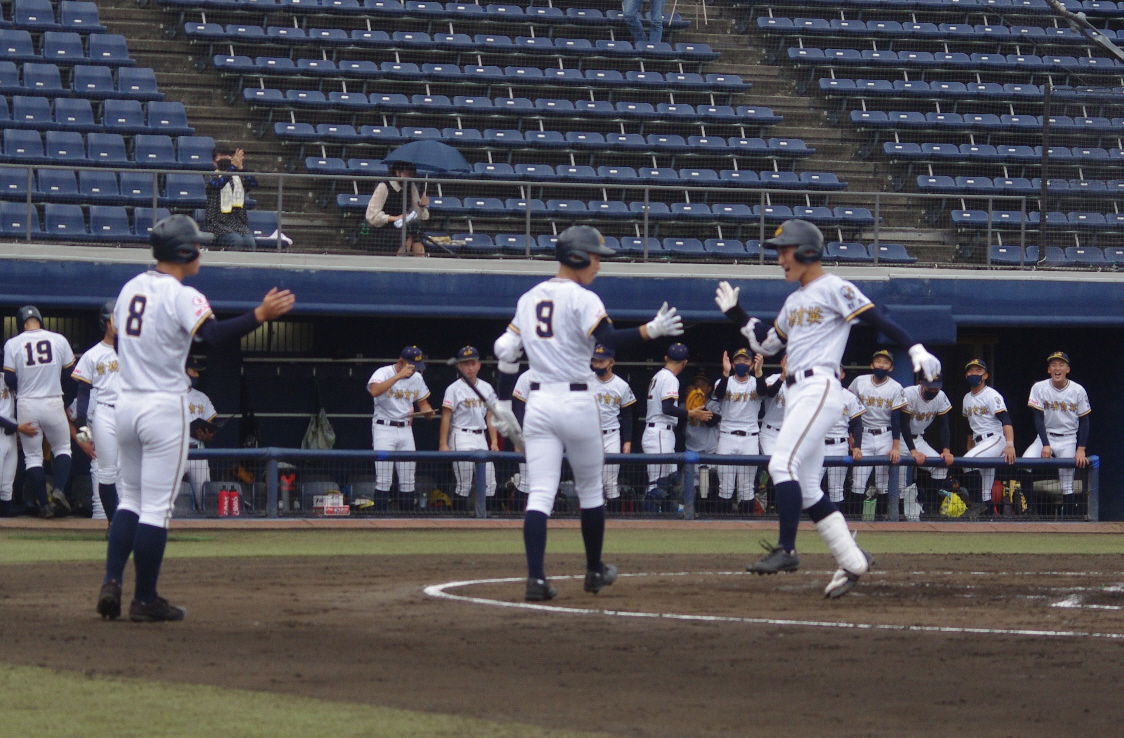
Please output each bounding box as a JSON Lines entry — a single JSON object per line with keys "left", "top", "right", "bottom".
{"left": 535, "top": 300, "right": 554, "bottom": 338}
{"left": 23, "top": 340, "right": 52, "bottom": 366}
{"left": 125, "top": 295, "right": 147, "bottom": 337}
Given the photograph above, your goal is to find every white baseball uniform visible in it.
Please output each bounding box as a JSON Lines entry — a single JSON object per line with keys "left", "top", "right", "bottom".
{"left": 1023, "top": 379, "right": 1090, "bottom": 495}
{"left": 962, "top": 385, "right": 1009, "bottom": 502}
{"left": 442, "top": 377, "right": 497, "bottom": 497}
{"left": 643, "top": 367, "right": 680, "bottom": 489}
{"left": 500, "top": 277, "right": 607, "bottom": 516}
{"left": 511, "top": 371, "right": 534, "bottom": 494}
{"left": 820, "top": 389, "right": 864, "bottom": 502}
{"left": 183, "top": 387, "right": 217, "bottom": 507}
{"left": 849, "top": 373, "right": 906, "bottom": 496}
{"left": 368, "top": 365, "right": 430, "bottom": 494}
{"left": 3, "top": 327, "right": 75, "bottom": 470}
{"left": 902, "top": 385, "right": 952, "bottom": 480}
{"left": 593, "top": 373, "right": 636, "bottom": 500}
{"left": 114, "top": 270, "right": 213, "bottom": 528}
{"left": 758, "top": 373, "right": 786, "bottom": 456}
{"left": 72, "top": 341, "right": 121, "bottom": 488}
{"left": 714, "top": 374, "right": 763, "bottom": 502}
{"left": 0, "top": 384, "right": 17, "bottom": 502}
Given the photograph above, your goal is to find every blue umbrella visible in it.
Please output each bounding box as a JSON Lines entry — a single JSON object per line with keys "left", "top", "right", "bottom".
{"left": 382, "top": 140, "right": 471, "bottom": 173}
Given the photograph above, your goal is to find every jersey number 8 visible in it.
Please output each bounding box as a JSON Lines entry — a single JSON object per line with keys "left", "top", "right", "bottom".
{"left": 23, "top": 340, "right": 52, "bottom": 366}
{"left": 125, "top": 295, "right": 147, "bottom": 337}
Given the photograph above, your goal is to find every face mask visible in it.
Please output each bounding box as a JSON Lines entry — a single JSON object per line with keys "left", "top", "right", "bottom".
{"left": 872, "top": 368, "right": 889, "bottom": 380}
{"left": 921, "top": 390, "right": 939, "bottom": 401}
{"left": 189, "top": 376, "right": 200, "bottom": 389}
{"left": 966, "top": 375, "right": 983, "bottom": 388}
{"left": 733, "top": 363, "right": 751, "bottom": 377}
{"left": 592, "top": 366, "right": 608, "bottom": 377}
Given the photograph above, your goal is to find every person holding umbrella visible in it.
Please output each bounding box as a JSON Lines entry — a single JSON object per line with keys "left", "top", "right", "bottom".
{"left": 363, "top": 160, "right": 430, "bottom": 256}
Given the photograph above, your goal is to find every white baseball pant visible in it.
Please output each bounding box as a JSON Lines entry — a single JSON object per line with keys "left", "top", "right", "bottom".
{"left": 641, "top": 422, "right": 676, "bottom": 489}
{"left": 965, "top": 432, "right": 1008, "bottom": 501}
{"left": 716, "top": 431, "right": 758, "bottom": 501}
{"left": 91, "top": 403, "right": 119, "bottom": 486}
{"left": 759, "top": 423, "right": 782, "bottom": 456}
{"left": 523, "top": 383, "right": 604, "bottom": 515}
{"left": 184, "top": 440, "right": 211, "bottom": 510}
{"left": 1023, "top": 432, "right": 1078, "bottom": 495}
{"left": 819, "top": 436, "right": 849, "bottom": 502}
{"left": 767, "top": 374, "right": 843, "bottom": 508}
{"left": 852, "top": 428, "right": 901, "bottom": 496}
{"left": 17, "top": 396, "right": 71, "bottom": 470}
{"left": 449, "top": 427, "right": 496, "bottom": 497}
{"left": 372, "top": 421, "right": 416, "bottom": 493}
{"left": 601, "top": 428, "right": 622, "bottom": 500}
{"left": 0, "top": 432, "right": 16, "bottom": 502}
{"left": 911, "top": 435, "right": 949, "bottom": 480}
{"left": 116, "top": 392, "right": 190, "bottom": 529}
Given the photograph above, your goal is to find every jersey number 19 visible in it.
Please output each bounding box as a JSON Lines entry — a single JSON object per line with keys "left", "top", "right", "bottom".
{"left": 23, "top": 340, "right": 52, "bottom": 366}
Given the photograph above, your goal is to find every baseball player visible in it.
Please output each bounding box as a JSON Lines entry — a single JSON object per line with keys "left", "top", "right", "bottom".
{"left": 1023, "top": 351, "right": 1090, "bottom": 516}
{"left": 508, "top": 370, "right": 533, "bottom": 496}
{"left": 961, "top": 359, "right": 1016, "bottom": 517}
{"left": 97, "top": 214, "right": 294, "bottom": 622}
{"left": 439, "top": 346, "right": 499, "bottom": 507}
{"left": 684, "top": 371, "right": 721, "bottom": 505}
{"left": 491, "top": 224, "right": 684, "bottom": 601}
{"left": 184, "top": 357, "right": 218, "bottom": 511}
{"left": 368, "top": 346, "right": 435, "bottom": 510}
{"left": 591, "top": 344, "right": 637, "bottom": 506}
{"left": 848, "top": 350, "right": 907, "bottom": 514}
{"left": 712, "top": 348, "right": 766, "bottom": 509}
{"left": 1, "top": 381, "right": 37, "bottom": 517}
{"left": 899, "top": 374, "right": 954, "bottom": 516}
{"left": 643, "top": 343, "right": 712, "bottom": 505}
{"left": 72, "top": 300, "right": 121, "bottom": 523}
{"left": 3, "top": 305, "right": 76, "bottom": 518}
{"left": 758, "top": 355, "right": 787, "bottom": 458}
{"left": 821, "top": 375, "right": 864, "bottom": 506}
{"left": 715, "top": 219, "right": 940, "bottom": 598}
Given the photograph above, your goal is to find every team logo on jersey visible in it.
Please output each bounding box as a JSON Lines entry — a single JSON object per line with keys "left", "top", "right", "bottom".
{"left": 192, "top": 295, "right": 212, "bottom": 318}
{"left": 840, "top": 285, "right": 859, "bottom": 310}
{"left": 596, "top": 392, "right": 622, "bottom": 407}
{"left": 786, "top": 306, "right": 824, "bottom": 327}
{"left": 1042, "top": 400, "right": 1079, "bottom": 413}
{"left": 189, "top": 402, "right": 206, "bottom": 415}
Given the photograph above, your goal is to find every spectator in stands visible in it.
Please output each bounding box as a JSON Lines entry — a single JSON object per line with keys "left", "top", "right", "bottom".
{"left": 622, "top": 0, "right": 667, "bottom": 44}
{"left": 363, "top": 162, "right": 430, "bottom": 256}
{"left": 205, "top": 147, "right": 258, "bottom": 251}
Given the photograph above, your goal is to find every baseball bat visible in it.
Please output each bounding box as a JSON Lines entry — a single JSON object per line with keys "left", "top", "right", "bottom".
{"left": 445, "top": 357, "right": 492, "bottom": 406}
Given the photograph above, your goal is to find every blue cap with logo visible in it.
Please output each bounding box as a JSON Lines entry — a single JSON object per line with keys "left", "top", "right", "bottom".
{"left": 921, "top": 374, "right": 943, "bottom": 389}
{"left": 400, "top": 346, "right": 426, "bottom": 373}
{"left": 667, "top": 343, "right": 689, "bottom": 361}
{"left": 965, "top": 358, "right": 987, "bottom": 372}
{"left": 593, "top": 344, "right": 615, "bottom": 359}
{"left": 1046, "top": 351, "right": 1070, "bottom": 365}
{"left": 456, "top": 345, "right": 480, "bottom": 362}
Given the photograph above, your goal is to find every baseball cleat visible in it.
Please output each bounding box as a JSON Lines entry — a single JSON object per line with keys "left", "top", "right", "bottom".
{"left": 96, "top": 580, "right": 122, "bottom": 620}
{"left": 746, "top": 541, "right": 800, "bottom": 575}
{"left": 49, "top": 486, "right": 71, "bottom": 514}
{"left": 129, "top": 596, "right": 186, "bottom": 622}
{"left": 524, "top": 577, "right": 557, "bottom": 602}
{"left": 824, "top": 550, "right": 873, "bottom": 600}
{"left": 37, "top": 504, "right": 54, "bottom": 519}
{"left": 583, "top": 562, "right": 618, "bottom": 594}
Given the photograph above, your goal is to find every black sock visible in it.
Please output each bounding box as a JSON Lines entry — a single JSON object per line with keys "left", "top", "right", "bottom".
{"left": 53, "top": 454, "right": 72, "bottom": 493}
{"left": 105, "top": 509, "right": 139, "bottom": 584}
{"left": 27, "top": 467, "right": 48, "bottom": 508}
{"left": 776, "top": 480, "right": 802, "bottom": 552}
{"left": 98, "top": 483, "right": 119, "bottom": 521}
{"left": 133, "top": 523, "right": 169, "bottom": 603}
{"left": 523, "top": 510, "right": 549, "bottom": 581}
{"left": 580, "top": 505, "right": 605, "bottom": 572}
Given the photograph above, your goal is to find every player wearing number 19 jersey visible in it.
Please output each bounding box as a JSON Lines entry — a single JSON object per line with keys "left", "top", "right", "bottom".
{"left": 3, "top": 305, "right": 76, "bottom": 518}
{"left": 97, "top": 215, "right": 295, "bottom": 623}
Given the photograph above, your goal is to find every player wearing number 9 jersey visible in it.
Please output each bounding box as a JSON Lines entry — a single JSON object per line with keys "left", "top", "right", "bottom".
{"left": 97, "top": 215, "right": 295, "bottom": 623}
{"left": 3, "top": 305, "right": 76, "bottom": 518}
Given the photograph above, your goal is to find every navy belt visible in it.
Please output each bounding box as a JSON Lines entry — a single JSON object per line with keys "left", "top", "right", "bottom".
{"left": 763, "top": 423, "right": 782, "bottom": 432}
{"left": 825, "top": 437, "right": 846, "bottom": 445}
{"left": 723, "top": 430, "right": 758, "bottom": 437}
{"left": 1048, "top": 431, "right": 1075, "bottom": 437}
{"left": 529, "top": 382, "right": 587, "bottom": 391}
{"left": 973, "top": 432, "right": 997, "bottom": 443}
{"left": 456, "top": 428, "right": 484, "bottom": 434}
{"left": 376, "top": 419, "right": 408, "bottom": 428}
{"left": 648, "top": 422, "right": 672, "bottom": 430}
{"left": 867, "top": 428, "right": 891, "bottom": 436}
{"left": 785, "top": 369, "right": 816, "bottom": 387}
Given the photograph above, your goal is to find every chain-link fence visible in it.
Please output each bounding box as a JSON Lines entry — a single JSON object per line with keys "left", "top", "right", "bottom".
{"left": 185, "top": 448, "right": 1100, "bottom": 522}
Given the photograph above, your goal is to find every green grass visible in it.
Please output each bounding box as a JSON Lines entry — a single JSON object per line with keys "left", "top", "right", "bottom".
{"left": 3, "top": 528, "right": 1123, "bottom": 564}
{"left": 0, "top": 664, "right": 609, "bottom": 738}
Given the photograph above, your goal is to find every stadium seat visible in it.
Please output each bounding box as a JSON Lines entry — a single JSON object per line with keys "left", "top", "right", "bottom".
{"left": 3, "top": 29, "right": 41, "bottom": 63}
{"left": 132, "top": 206, "right": 171, "bottom": 237}
{"left": 874, "top": 244, "right": 918, "bottom": 264}
{"left": 42, "top": 203, "right": 88, "bottom": 238}
{"left": 0, "top": 201, "right": 42, "bottom": 235}
{"left": 454, "top": 233, "right": 495, "bottom": 252}
{"left": 23, "top": 62, "right": 66, "bottom": 94}
{"left": 36, "top": 168, "right": 79, "bottom": 201}
{"left": 663, "top": 237, "right": 706, "bottom": 256}
{"left": 10, "top": 95, "right": 52, "bottom": 129}
{"left": 0, "top": 168, "right": 29, "bottom": 200}
{"left": 12, "top": 0, "right": 58, "bottom": 31}
{"left": 147, "top": 102, "right": 194, "bottom": 135}
{"left": 88, "top": 205, "right": 136, "bottom": 241}
{"left": 826, "top": 242, "right": 873, "bottom": 263}
{"left": 117, "top": 67, "right": 163, "bottom": 100}
{"left": 703, "top": 238, "right": 746, "bottom": 258}
{"left": 78, "top": 170, "right": 123, "bottom": 204}
{"left": 39, "top": 31, "right": 84, "bottom": 63}
{"left": 59, "top": 1, "right": 105, "bottom": 32}
{"left": 988, "top": 245, "right": 1026, "bottom": 266}
{"left": 162, "top": 174, "right": 207, "bottom": 207}
{"left": 133, "top": 134, "right": 177, "bottom": 167}
{"left": 119, "top": 171, "right": 156, "bottom": 202}
{"left": 177, "top": 136, "right": 215, "bottom": 169}
{"left": 54, "top": 97, "right": 96, "bottom": 131}
{"left": 2, "top": 129, "right": 48, "bottom": 163}
{"left": 88, "top": 34, "right": 133, "bottom": 66}
{"left": 71, "top": 65, "right": 115, "bottom": 97}
{"left": 1066, "top": 246, "right": 1108, "bottom": 266}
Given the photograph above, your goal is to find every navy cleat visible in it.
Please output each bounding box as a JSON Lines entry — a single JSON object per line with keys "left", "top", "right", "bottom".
{"left": 96, "top": 580, "right": 121, "bottom": 620}
{"left": 746, "top": 540, "right": 800, "bottom": 574}
{"left": 129, "top": 596, "right": 185, "bottom": 622}
{"left": 583, "top": 563, "right": 618, "bottom": 594}
{"left": 524, "top": 577, "right": 557, "bottom": 602}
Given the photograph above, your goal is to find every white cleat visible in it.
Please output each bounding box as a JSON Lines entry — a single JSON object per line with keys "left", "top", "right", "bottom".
{"left": 824, "top": 550, "right": 872, "bottom": 600}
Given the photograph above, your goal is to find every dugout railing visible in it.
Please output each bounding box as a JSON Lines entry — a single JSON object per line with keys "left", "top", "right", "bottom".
{"left": 187, "top": 448, "right": 1100, "bottom": 522}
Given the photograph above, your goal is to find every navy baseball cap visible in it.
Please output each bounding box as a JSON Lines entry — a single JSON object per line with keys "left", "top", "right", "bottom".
{"left": 732, "top": 348, "right": 751, "bottom": 360}
{"left": 965, "top": 358, "right": 987, "bottom": 372}
{"left": 400, "top": 346, "right": 426, "bottom": 372}
{"left": 1047, "top": 351, "right": 1070, "bottom": 365}
{"left": 921, "top": 374, "right": 943, "bottom": 389}
{"left": 667, "top": 343, "right": 689, "bottom": 361}
{"left": 456, "top": 345, "right": 480, "bottom": 362}
{"left": 872, "top": 349, "right": 894, "bottom": 364}
{"left": 593, "top": 344, "right": 615, "bottom": 359}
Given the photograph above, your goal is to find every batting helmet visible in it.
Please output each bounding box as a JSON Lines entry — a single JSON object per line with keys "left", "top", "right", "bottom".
{"left": 765, "top": 219, "right": 824, "bottom": 264}
{"left": 555, "top": 225, "right": 615, "bottom": 269}
{"left": 150, "top": 214, "right": 212, "bottom": 264}
{"left": 99, "top": 299, "right": 115, "bottom": 333}
{"left": 17, "top": 305, "right": 42, "bottom": 328}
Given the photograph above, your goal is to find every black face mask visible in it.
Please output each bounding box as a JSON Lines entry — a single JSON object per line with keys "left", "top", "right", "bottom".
{"left": 872, "top": 368, "right": 890, "bottom": 380}
{"left": 966, "top": 375, "right": 984, "bottom": 388}
{"left": 921, "top": 390, "right": 939, "bottom": 401}
{"left": 733, "top": 363, "right": 751, "bottom": 377}
{"left": 592, "top": 366, "right": 608, "bottom": 377}
{"left": 189, "top": 376, "right": 200, "bottom": 389}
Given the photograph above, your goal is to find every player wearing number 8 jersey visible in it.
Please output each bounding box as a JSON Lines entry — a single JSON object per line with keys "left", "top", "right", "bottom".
{"left": 3, "top": 306, "right": 76, "bottom": 518}
{"left": 97, "top": 215, "right": 295, "bottom": 623}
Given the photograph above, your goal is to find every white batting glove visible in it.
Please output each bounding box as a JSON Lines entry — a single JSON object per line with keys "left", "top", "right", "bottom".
{"left": 489, "top": 400, "right": 525, "bottom": 451}
{"left": 908, "top": 344, "right": 942, "bottom": 381}
{"left": 714, "top": 281, "right": 740, "bottom": 312}
{"left": 76, "top": 426, "right": 92, "bottom": 444}
{"left": 644, "top": 302, "right": 684, "bottom": 338}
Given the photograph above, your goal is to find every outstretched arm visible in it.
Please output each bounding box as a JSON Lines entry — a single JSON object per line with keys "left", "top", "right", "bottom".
{"left": 853, "top": 305, "right": 941, "bottom": 380}
{"left": 714, "top": 282, "right": 785, "bottom": 356}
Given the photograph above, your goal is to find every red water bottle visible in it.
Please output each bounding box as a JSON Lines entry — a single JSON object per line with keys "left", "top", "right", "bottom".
{"left": 229, "top": 487, "right": 241, "bottom": 517}
{"left": 218, "top": 487, "right": 230, "bottom": 517}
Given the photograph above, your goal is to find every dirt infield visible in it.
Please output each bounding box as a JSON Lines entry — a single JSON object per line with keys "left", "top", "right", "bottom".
{"left": 2, "top": 551, "right": 1124, "bottom": 737}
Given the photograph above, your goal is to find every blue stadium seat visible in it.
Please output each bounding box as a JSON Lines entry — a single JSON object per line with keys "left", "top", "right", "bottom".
{"left": 59, "top": 1, "right": 105, "bottom": 32}
{"left": 23, "top": 62, "right": 66, "bottom": 94}
{"left": 132, "top": 207, "right": 171, "bottom": 237}
{"left": 514, "top": 163, "right": 556, "bottom": 181}
{"left": 597, "top": 165, "right": 638, "bottom": 181}
{"left": 835, "top": 207, "right": 876, "bottom": 226}
{"left": 754, "top": 204, "right": 793, "bottom": 222}
{"left": 2, "top": 129, "right": 47, "bottom": 163}
{"left": 1067, "top": 212, "right": 1108, "bottom": 230}
{"left": 88, "top": 205, "right": 135, "bottom": 241}
{"left": 545, "top": 199, "right": 588, "bottom": 216}
{"left": 704, "top": 239, "right": 745, "bottom": 258}
{"left": 605, "top": 133, "right": 646, "bottom": 150}
{"left": 38, "top": 31, "right": 80, "bottom": 63}
{"left": 670, "top": 202, "right": 712, "bottom": 220}
{"left": 1103, "top": 246, "right": 1124, "bottom": 265}
{"left": 1066, "top": 246, "right": 1107, "bottom": 266}
{"left": 453, "top": 233, "right": 494, "bottom": 252}
{"left": 536, "top": 234, "right": 559, "bottom": 252}
{"left": 119, "top": 171, "right": 156, "bottom": 202}
{"left": 162, "top": 174, "right": 206, "bottom": 207}
{"left": 102, "top": 99, "right": 147, "bottom": 133}
{"left": 345, "top": 158, "right": 388, "bottom": 176}
{"left": 989, "top": 245, "right": 1027, "bottom": 266}
{"left": 874, "top": 244, "right": 917, "bottom": 264}
{"left": 628, "top": 202, "right": 671, "bottom": 220}
{"left": 495, "top": 234, "right": 534, "bottom": 253}
{"left": 616, "top": 237, "right": 661, "bottom": 255}
{"left": 10, "top": 95, "right": 52, "bottom": 129}
{"left": 0, "top": 201, "right": 42, "bottom": 235}
{"left": 88, "top": 34, "right": 133, "bottom": 66}
{"left": 687, "top": 136, "right": 729, "bottom": 153}
{"left": 719, "top": 170, "right": 760, "bottom": 187}
{"left": 36, "top": 168, "right": 78, "bottom": 201}
{"left": 712, "top": 203, "right": 755, "bottom": 221}
{"left": 54, "top": 96, "right": 96, "bottom": 131}
{"left": 133, "top": 134, "right": 177, "bottom": 167}
{"left": 826, "top": 242, "right": 873, "bottom": 263}
{"left": 472, "top": 162, "right": 514, "bottom": 179}
{"left": 663, "top": 238, "right": 706, "bottom": 256}
{"left": 0, "top": 168, "right": 29, "bottom": 200}
{"left": 801, "top": 172, "right": 847, "bottom": 190}
{"left": 117, "top": 67, "right": 163, "bottom": 100}
{"left": 317, "top": 123, "right": 363, "bottom": 141}
{"left": 1026, "top": 246, "right": 1069, "bottom": 266}
{"left": 556, "top": 165, "right": 596, "bottom": 181}
{"left": 794, "top": 206, "right": 838, "bottom": 225}
{"left": 586, "top": 201, "right": 630, "bottom": 219}
{"left": 679, "top": 169, "right": 720, "bottom": 186}
{"left": 640, "top": 167, "right": 678, "bottom": 183}
{"left": 464, "top": 197, "right": 507, "bottom": 216}
{"left": 177, "top": 136, "right": 215, "bottom": 169}
{"left": 3, "top": 29, "right": 40, "bottom": 62}
{"left": 146, "top": 101, "right": 194, "bottom": 135}
{"left": 71, "top": 65, "right": 115, "bottom": 97}
{"left": 43, "top": 202, "right": 88, "bottom": 238}
{"left": 759, "top": 171, "right": 800, "bottom": 189}
{"left": 12, "top": 0, "right": 58, "bottom": 31}
{"left": 78, "top": 170, "right": 122, "bottom": 204}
